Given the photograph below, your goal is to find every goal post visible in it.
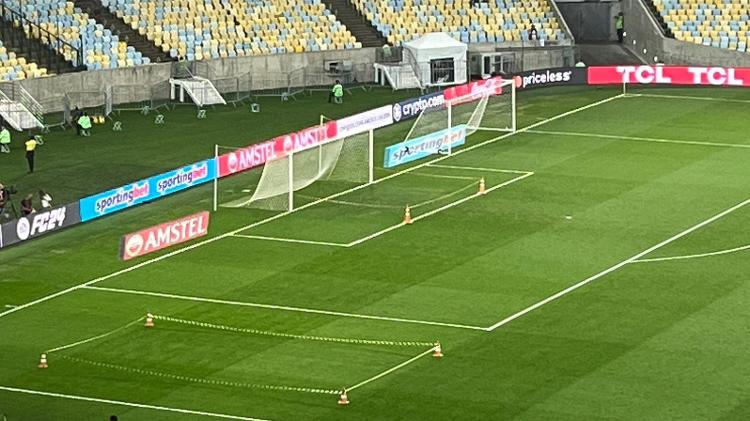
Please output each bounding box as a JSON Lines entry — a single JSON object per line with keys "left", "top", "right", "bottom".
{"left": 403, "top": 77, "right": 516, "bottom": 156}
{"left": 213, "top": 125, "right": 374, "bottom": 213}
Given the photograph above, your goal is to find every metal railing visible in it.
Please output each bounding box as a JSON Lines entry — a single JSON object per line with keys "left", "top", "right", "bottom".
{"left": 0, "top": 3, "right": 83, "bottom": 73}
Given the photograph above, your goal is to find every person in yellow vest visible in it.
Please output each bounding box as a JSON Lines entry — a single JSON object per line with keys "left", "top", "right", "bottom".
{"left": 328, "top": 80, "right": 344, "bottom": 104}
{"left": 25, "top": 134, "right": 37, "bottom": 173}
{"left": 77, "top": 112, "right": 92, "bottom": 136}
{"left": 0, "top": 125, "right": 10, "bottom": 153}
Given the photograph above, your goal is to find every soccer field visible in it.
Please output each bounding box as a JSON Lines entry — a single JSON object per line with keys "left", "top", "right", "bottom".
{"left": 2, "top": 86, "right": 750, "bottom": 420}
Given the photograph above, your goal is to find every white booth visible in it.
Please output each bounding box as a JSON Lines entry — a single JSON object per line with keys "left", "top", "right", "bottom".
{"left": 403, "top": 32, "right": 468, "bottom": 87}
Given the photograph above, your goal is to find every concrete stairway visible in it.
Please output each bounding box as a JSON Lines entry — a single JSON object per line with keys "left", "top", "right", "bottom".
{"left": 578, "top": 42, "right": 646, "bottom": 65}
{"left": 322, "top": 0, "right": 387, "bottom": 47}
{"left": 72, "top": 0, "right": 173, "bottom": 63}
{"left": 0, "top": 19, "right": 78, "bottom": 74}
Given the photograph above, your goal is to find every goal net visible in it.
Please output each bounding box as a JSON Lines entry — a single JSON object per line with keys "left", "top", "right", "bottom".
{"left": 405, "top": 78, "right": 516, "bottom": 150}
{"left": 215, "top": 128, "right": 373, "bottom": 212}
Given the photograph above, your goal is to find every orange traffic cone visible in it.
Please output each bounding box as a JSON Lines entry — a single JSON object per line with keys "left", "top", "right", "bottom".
{"left": 403, "top": 205, "right": 413, "bottom": 225}
{"left": 478, "top": 178, "right": 486, "bottom": 195}
{"left": 38, "top": 353, "right": 48, "bottom": 369}
{"left": 433, "top": 342, "right": 444, "bottom": 358}
{"left": 145, "top": 313, "right": 154, "bottom": 328}
{"left": 338, "top": 389, "right": 350, "bottom": 405}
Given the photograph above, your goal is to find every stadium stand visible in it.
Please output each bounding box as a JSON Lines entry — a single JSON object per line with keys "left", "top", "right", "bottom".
{"left": 0, "top": 40, "right": 48, "bottom": 80}
{"left": 349, "top": 0, "right": 566, "bottom": 45}
{"left": 653, "top": 0, "right": 750, "bottom": 53}
{"left": 3, "top": 0, "right": 147, "bottom": 70}
{"left": 102, "top": 0, "right": 362, "bottom": 59}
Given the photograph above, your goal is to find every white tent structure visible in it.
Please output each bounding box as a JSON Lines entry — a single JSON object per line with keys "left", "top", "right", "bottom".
{"left": 403, "top": 33, "right": 468, "bottom": 87}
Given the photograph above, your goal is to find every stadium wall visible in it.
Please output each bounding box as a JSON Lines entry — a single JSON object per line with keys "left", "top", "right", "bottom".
{"left": 622, "top": 0, "right": 750, "bottom": 67}
{"left": 18, "top": 48, "right": 381, "bottom": 113}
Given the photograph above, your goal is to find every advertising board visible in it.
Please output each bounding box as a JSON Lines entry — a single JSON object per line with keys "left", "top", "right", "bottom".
{"left": 79, "top": 159, "right": 215, "bottom": 222}
{"left": 0, "top": 202, "right": 81, "bottom": 248}
{"left": 588, "top": 66, "right": 750, "bottom": 86}
{"left": 383, "top": 125, "right": 467, "bottom": 168}
{"left": 119, "top": 211, "right": 210, "bottom": 260}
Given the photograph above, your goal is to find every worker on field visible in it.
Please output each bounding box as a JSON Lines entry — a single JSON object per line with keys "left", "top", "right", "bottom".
{"left": 77, "top": 111, "right": 92, "bottom": 136}
{"left": 0, "top": 125, "right": 10, "bottom": 153}
{"left": 329, "top": 80, "right": 344, "bottom": 104}
{"left": 25, "top": 134, "right": 37, "bottom": 173}
{"left": 615, "top": 13, "right": 625, "bottom": 43}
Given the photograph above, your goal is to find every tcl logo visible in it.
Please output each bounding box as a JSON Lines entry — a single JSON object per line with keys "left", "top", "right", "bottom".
{"left": 16, "top": 207, "right": 67, "bottom": 240}
{"left": 588, "top": 66, "right": 750, "bottom": 86}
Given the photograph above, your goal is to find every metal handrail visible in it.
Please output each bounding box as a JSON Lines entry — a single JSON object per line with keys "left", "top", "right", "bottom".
{"left": 0, "top": 2, "right": 83, "bottom": 72}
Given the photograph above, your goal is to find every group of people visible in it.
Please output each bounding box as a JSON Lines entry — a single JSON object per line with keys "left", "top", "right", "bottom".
{"left": 0, "top": 182, "right": 52, "bottom": 221}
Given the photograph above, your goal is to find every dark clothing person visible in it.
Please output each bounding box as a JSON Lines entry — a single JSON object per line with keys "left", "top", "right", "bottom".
{"left": 20, "top": 194, "right": 33, "bottom": 216}
{"left": 529, "top": 24, "right": 538, "bottom": 40}
{"left": 615, "top": 13, "right": 625, "bottom": 43}
{"left": 25, "top": 136, "right": 37, "bottom": 173}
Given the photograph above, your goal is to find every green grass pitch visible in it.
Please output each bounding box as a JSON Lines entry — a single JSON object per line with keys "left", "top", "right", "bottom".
{"left": 1, "top": 85, "right": 750, "bottom": 420}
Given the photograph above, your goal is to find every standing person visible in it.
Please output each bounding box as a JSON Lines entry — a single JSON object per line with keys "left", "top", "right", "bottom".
{"left": 528, "top": 23, "right": 538, "bottom": 41}
{"left": 77, "top": 112, "right": 92, "bottom": 136}
{"left": 25, "top": 134, "right": 37, "bottom": 173}
{"left": 0, "top": 125, "right": 10, "bottom": 153}
{"left": 71, "top": 107, "right": 82, "bottom": 134}
{"left": 615, "top": 13, "right": 625, "bottom": 43}
{"left": 20, "top": 193, "right": 34, "bottom": 216}
{"left": 328, "top": 80, "right": 343, "bottom": 104}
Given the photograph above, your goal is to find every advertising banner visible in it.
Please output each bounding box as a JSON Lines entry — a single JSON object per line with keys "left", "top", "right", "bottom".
{"left": 0, "top": 202, "right": 81, "bottom": 248}
{"left": 443, "top": 76, "right": 505, "bottom": 104}
{"left": 588, "top": 66, "right": 750, "bottom": 86}
{"left": 79, "top": 159, "right": 216, "bottom": 222}
{"left": 217, "top": 121, "right": 338, "bottom": 177}
{"left": 335, "top": 105, "right": 393, "bottom": 138}
{"left": 392, "top": 92, "right": 446, "bottom": 123}
{"left": 514, "top": 67, "right": 587, "bottom": 90}
{"left": 383, "top": 124, "right": 467, "bottom": 168}
{"left": 119, "top": 211, "right": 210, "bottom": 261}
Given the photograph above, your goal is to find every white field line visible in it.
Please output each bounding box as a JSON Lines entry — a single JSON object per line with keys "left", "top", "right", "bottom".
{"left": 233, "top": 172, "right": 528, "bottom": 248}
{"left": 82, "top": 285, "right": 488, "bottom": 331}
{"left": 527, "top": 129, "right": 750, "bottom": 150}
{"left": 632, "top": 93, "right": 750, "bottom": 104}
{"left": 3, "top": 305, "right": 16, "bottom": 309}
{"left": 407, "top": 172, "right": 477, "bottom": 181}
{"left": 230, "top": 234, "right": 349, "bottom": 247}
{"left": 632, "top": 243, "right": 750, "bottom": 263}
{"left": 346, "top": 172, "right": 534, "bottom": 248}
{"left": 0, "top": 385, "right": 272, "bottom": 421}
{"left": 485, "top": 197, "right": 750, "bottom": 331}
{"left": 0, "top": 93, "right": 623, "bottom": 321}
{"left": 346, "top": 346, "right": 437, "bottom": 392}
{"left": 46, "top": 316, "right": 144, "bottom": 354}
{"left": 427, "top": 164, "right": 532, "bottom": 174}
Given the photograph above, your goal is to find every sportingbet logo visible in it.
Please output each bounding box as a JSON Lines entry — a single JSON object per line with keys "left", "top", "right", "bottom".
{"left": 588, "top": 66, "right": 750, "bottom": 86}
{"left": 156, "top": 162, "right": 209, "bottom": 194}
{"left": 120, "top": 211, "right": 210, "bottom": 261}
{"left": 383, "top": 125, "right": 467, "bottom": 168}
{"left": 95, "top": 182, "right": 150, "bottom": 214}
{"left": 393, "top": 93, "right": 445, "bottom": 122}
{"left": 15, "top": 207, "right": 67, "bottom": 241}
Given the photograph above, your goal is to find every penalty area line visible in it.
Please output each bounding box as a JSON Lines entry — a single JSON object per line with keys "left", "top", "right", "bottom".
{"left": 346, "top": 172, "right": 533, "bottom": 248}
{"left": 81, "top": 285, "right": 489, "bottom": 331}
{"left": 230, "top": 234, "right": 350, "bottom": 247}
{"left": 527, "top": 129, "right": 750, "bottom": 150}
{"left": 485, "top": 196, "right": 750, "bottom": 331}
{"left": 0, "top": 385, "right": 273, "bottom": 421}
